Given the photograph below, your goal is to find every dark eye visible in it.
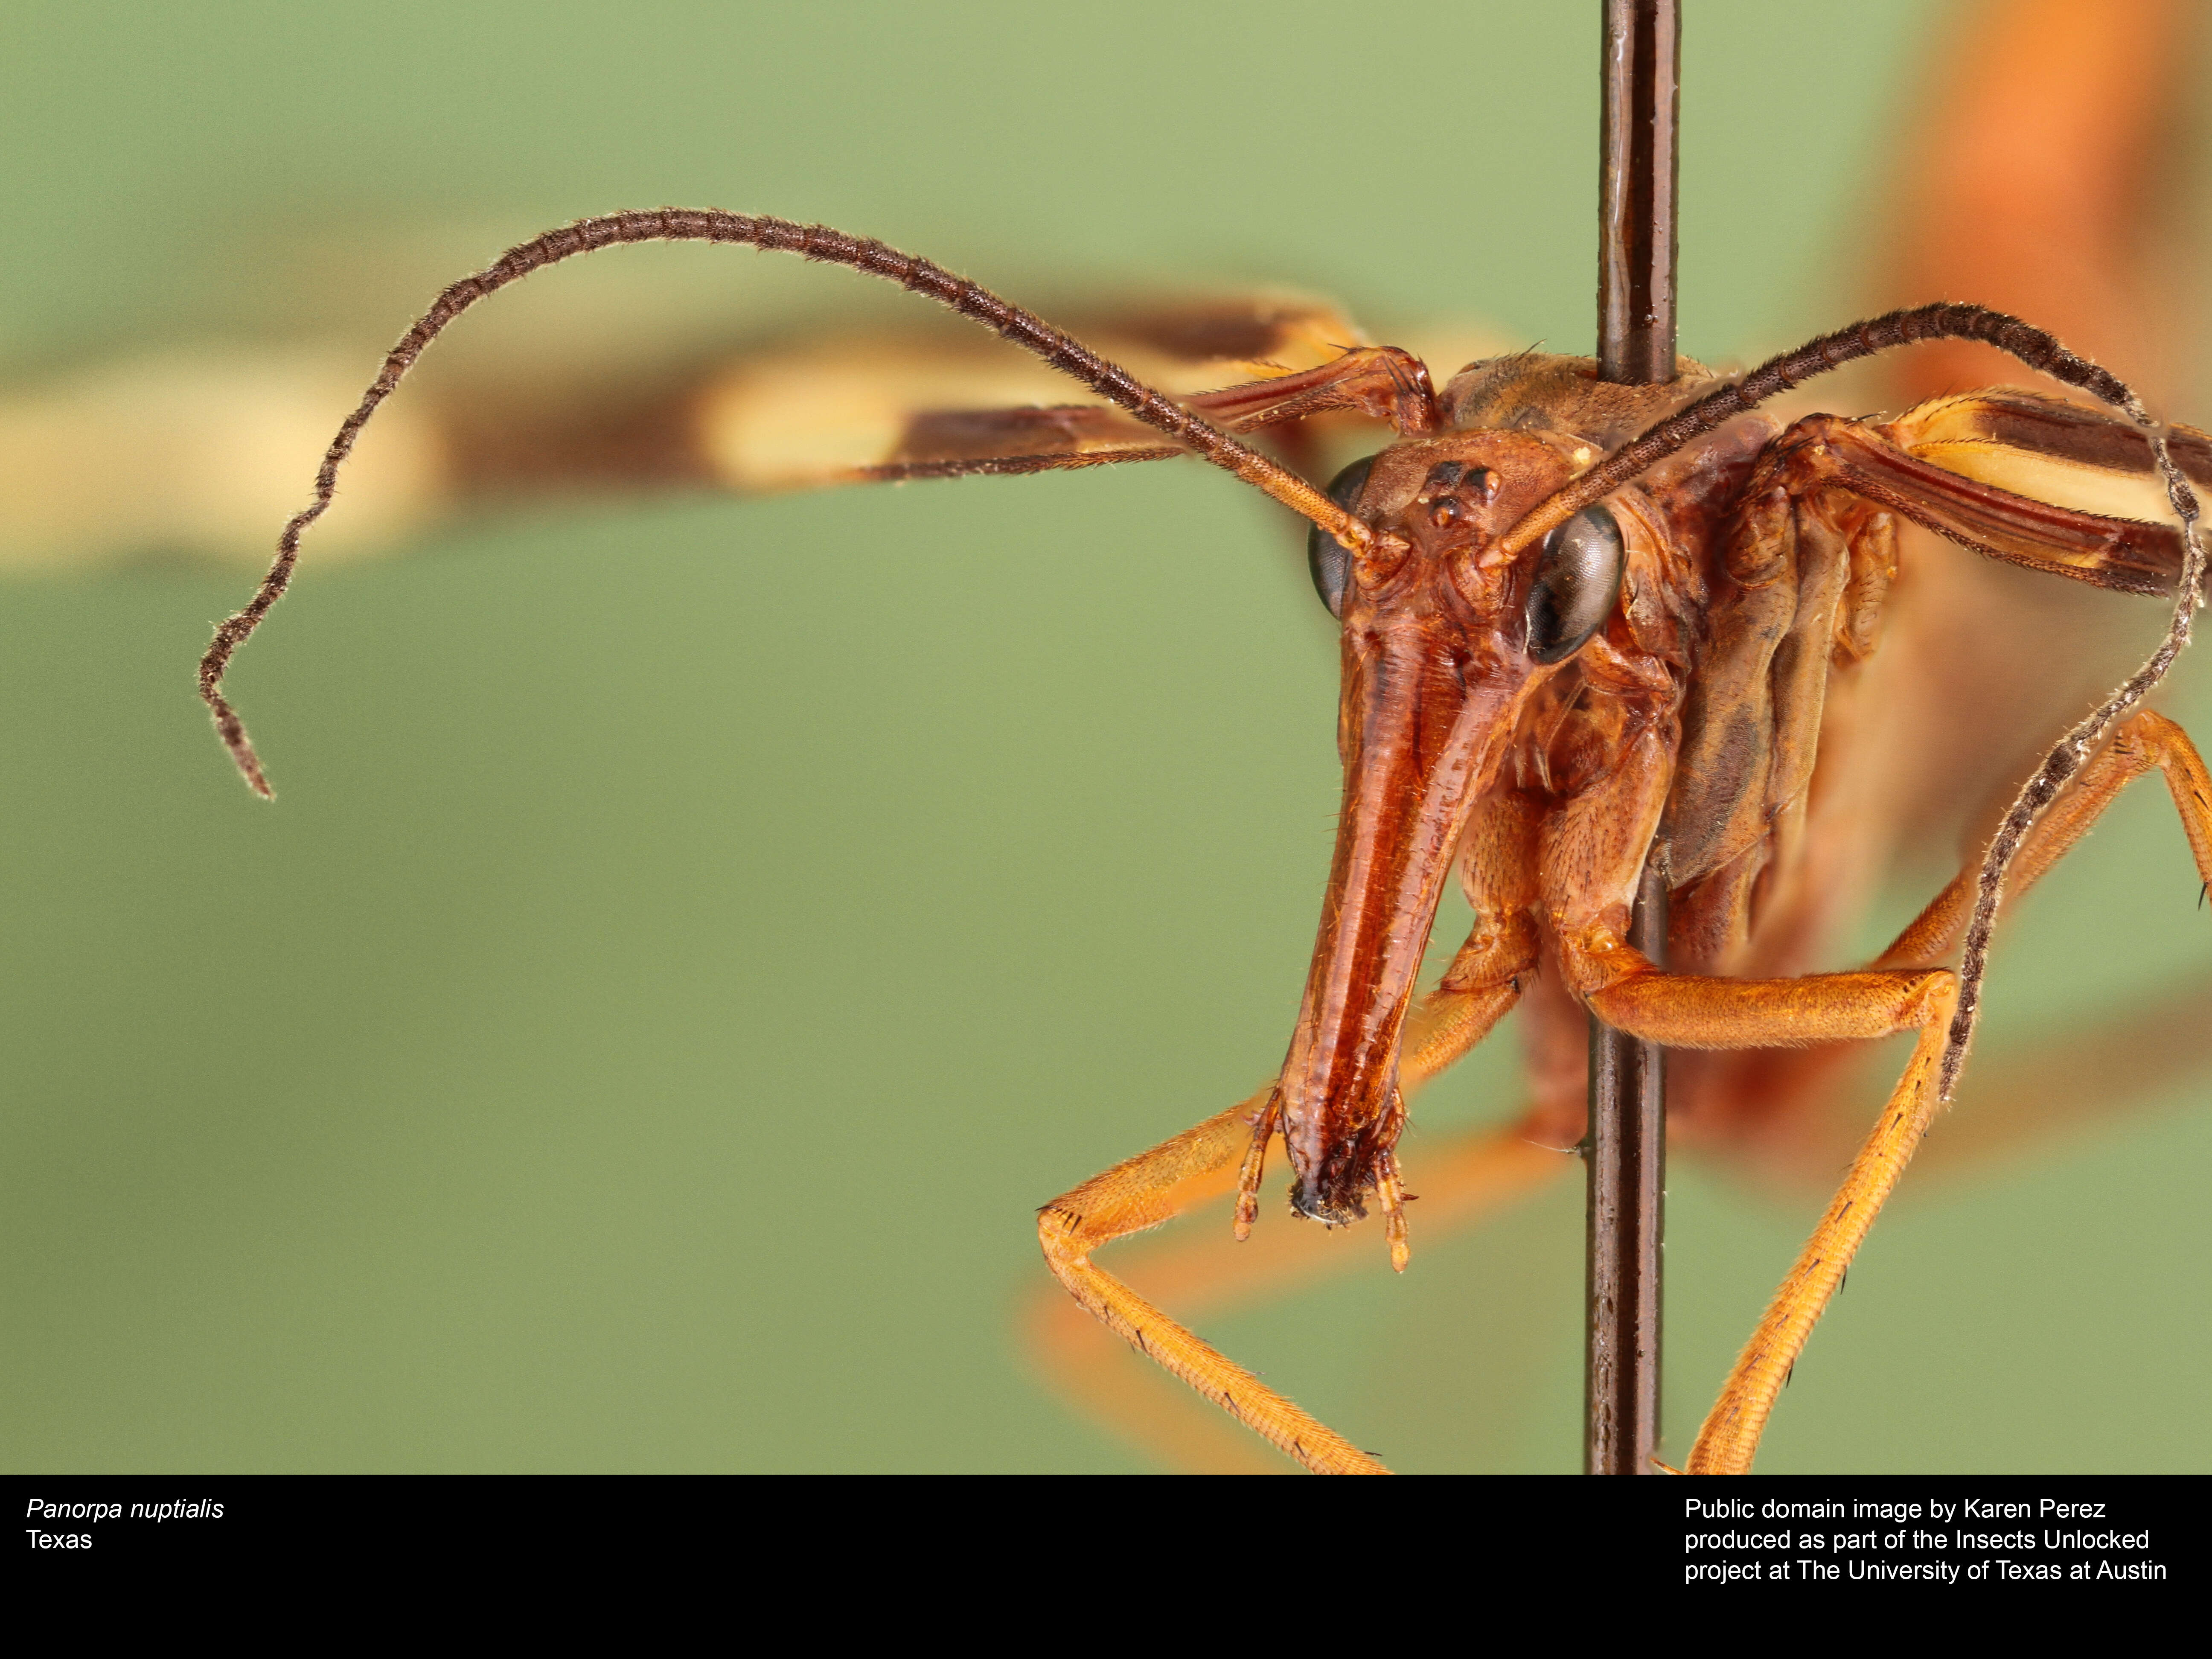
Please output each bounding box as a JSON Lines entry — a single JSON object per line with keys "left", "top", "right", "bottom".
{"left": 1523, "top": 506, "right": 1625, "bottom": 664}
{"left": 1306, "top": 454, "right": 1376, "bottom": 619}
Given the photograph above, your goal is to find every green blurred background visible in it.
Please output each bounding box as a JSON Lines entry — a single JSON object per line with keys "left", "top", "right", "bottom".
{"left": 3, "top": 0, "right": 2209, "bottom": 1472}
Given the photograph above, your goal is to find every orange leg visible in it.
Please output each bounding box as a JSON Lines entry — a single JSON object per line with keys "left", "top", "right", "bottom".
{"left": 1668, "top": 715, "right": 2212, "bottom": 1181}
{"left": 1025, "top": 1115, "right": 1568, "bottom": 1472}
{"left": 1878, "top": 710, "right": 2212, "bottom": 968}
{"left": 1035, "top": 917, "right": 1536, "bottom": 1475}
{"left": 1583, "top": 710, "right": 2212, "bottom": 1473}
{"left": 1573, "top": 952, "right": 1959, "bottom": 1474}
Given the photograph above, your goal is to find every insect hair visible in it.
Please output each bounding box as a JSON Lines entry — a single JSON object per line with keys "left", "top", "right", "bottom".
{"left": 200, "top": 247, "right": 2202, "bottom": 1109}
{"left": 1504, "top": 301, "right": 2206, "bottom": 1101}
{"left": 196, "top": 209, "right": 1363, "bottom": 799}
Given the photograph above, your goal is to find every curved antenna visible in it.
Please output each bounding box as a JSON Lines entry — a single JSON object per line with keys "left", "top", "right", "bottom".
{"left": 198, "top": 208, "right": 1374, "bottom": 798}
{"left": 1501, "top": 300, "right": 2205, "bottom": 1108}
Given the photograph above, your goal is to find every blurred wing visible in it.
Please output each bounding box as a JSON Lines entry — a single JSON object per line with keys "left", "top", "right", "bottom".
{"left": 2, "top": 293, "right": 1455, "bottom": 569}
{"left": 692, "top": 294, "right": 1383, "bottom": 490}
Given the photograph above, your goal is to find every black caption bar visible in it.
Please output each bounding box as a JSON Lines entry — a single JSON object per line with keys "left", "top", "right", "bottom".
{"left": 1684, "top": 1486, "right": 2166, "bottom": 1584}
{"left": 1665, "top": 1476, "right": 2191, "bottom": 1593}
{"left": 6, "top": 1472, "right": 2204, "bottom": 1588}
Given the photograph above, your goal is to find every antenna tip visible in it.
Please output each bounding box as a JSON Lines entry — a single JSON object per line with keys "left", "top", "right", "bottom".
{"left": 232, "top": 743, "right": 276, "bottom": 799}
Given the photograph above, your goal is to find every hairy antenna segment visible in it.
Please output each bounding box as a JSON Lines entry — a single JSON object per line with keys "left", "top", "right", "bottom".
{"left": 196, "top": 208, "right": 1371, "bottom": 797}
{"left": 1500, "top": 300, "right": 2205, "bottom": 1103}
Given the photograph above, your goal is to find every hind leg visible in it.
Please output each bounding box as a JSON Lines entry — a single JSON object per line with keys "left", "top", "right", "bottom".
{"left": 1595, "top": 714, "right": 2212, "bottom": 1472}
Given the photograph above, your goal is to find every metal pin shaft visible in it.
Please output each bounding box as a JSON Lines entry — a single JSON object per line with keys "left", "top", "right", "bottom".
{"left": 1586, "top": 0, "right": 1678, "bottom": 1477}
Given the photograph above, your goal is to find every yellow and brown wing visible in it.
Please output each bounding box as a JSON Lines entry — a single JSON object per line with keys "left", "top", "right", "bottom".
{"left": 0, "top": 293, "right": 1447, "bottom": 569}
{"left": 1874, "top": 387, "right": 2212, "bottom": 596}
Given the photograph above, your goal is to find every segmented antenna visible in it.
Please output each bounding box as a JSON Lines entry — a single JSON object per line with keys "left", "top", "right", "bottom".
{"left": 198, "top": 208, "right": 1372, "bottom": 798}
{"left": 1943, "top": 435, "right": 2205, "bottom": 1098}
{"left": 1504, "top": 300, "right": 2206, "bottom": 1102}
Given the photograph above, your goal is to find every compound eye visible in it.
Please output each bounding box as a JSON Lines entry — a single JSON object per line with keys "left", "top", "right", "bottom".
{"left": 1306, "top": 454, "right": 1377, "bottom": 620}
{"left": 1523, "top": 506, "right": 1625, "bottom": 664}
